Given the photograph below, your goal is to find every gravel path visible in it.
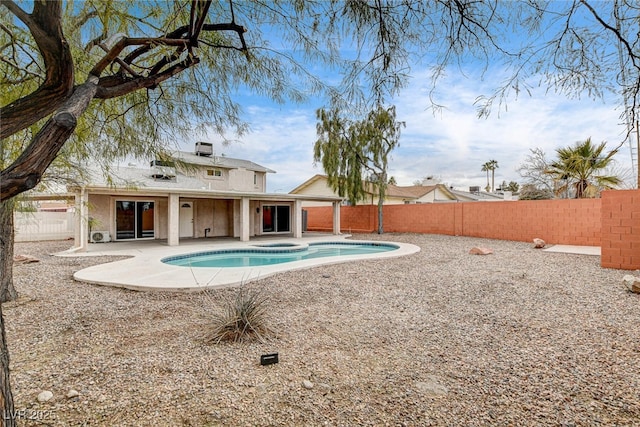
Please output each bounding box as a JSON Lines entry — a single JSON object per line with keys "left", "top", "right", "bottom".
{"left": 5, "top": 234, "right": 640, "bottom": 426}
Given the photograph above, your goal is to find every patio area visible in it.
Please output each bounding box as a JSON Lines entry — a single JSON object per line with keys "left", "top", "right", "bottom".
{"left": 62, "top": 233, "right": 420, "bottom": 291}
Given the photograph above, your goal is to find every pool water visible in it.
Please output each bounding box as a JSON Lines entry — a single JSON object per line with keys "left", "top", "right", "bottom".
{"left": 162, "top": 242, "right": 398, "bottom": 268}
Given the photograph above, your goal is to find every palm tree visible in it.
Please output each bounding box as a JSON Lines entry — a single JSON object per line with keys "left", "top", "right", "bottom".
{"left": 488, "top": 159, "right": 499, "bottom": 192}
{"left": 545, "top": 138, "right": 622, "bottom": 198}
{"left": 481, "top": 162, "right": 491, "bottom": 192}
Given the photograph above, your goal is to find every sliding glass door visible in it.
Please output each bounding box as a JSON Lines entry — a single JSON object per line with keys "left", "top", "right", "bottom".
{"left": 116, "top": 201, "right": 155, "bottom": 240}
{"left": 262, "top": 205, "right": 290, "bottom": 233}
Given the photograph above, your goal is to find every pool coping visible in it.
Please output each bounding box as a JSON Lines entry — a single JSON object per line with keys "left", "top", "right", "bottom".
{"left": 66, "top": 235, "right": 421, "bottom": 292}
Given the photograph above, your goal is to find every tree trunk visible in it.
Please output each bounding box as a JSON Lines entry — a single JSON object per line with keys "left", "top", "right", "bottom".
{"left": 0, "top": 202, "right": 17, "bottom": 304}
{"left": 377, "top": 196, "right": 384, "bottom": 234}
{"left": 0, "top": 201, "right": 17, "bottom": 425}
{"left": 0, "top": 302, "right": 15, "bottom": 427}
{"left": 0, "top": 204, "right": 16, "bottom": 425}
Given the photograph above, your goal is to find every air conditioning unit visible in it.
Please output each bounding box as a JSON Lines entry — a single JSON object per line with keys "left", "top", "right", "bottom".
{"left": 90, "top": 231, "right": 111, "bottom": 243}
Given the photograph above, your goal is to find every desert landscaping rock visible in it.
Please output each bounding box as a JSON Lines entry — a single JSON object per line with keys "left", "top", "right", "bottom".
{"left": 66, "top": 389, "right": 80, "bottom": 399}
{"left": 6, "top": 236, "right": 640, "bottom": 425}
{"left": 469, "top": 246, "right": 494, "bottom": 255}
{"left": 302, "top": 380, "right": 314, "bottom": 389}
{"left": 533, "top": 238, "right": 546, "bottom": 248}
{"left": 415, "top": 376, "right": 448, "bottom": 397}
{"left": 37, "top": 390, "right": 53, "bottom": 403}
{"left": 13, "top": 254, "right": 40, "bottom": 264}
{"left": 622, "top": 274, "right": 640, "bottom": 293}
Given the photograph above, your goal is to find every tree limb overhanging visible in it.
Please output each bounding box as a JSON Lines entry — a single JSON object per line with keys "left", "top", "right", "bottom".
{"left": 0, "top": 0, "right": 249, "bottom": 201}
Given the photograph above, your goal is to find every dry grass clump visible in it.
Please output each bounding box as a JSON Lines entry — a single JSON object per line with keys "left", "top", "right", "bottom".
{"left": 206, "top": 286, "right": 275, "bottom": 344}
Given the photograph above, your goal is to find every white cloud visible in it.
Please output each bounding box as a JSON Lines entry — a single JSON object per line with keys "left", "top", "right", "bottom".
{"left": 190, "top": 69, "right": 634, "bottom": 192}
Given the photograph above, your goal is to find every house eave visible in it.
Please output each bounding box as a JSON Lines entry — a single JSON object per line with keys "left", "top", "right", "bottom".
{"left": 76, "top": 185, "right": 343, "bottom": 203}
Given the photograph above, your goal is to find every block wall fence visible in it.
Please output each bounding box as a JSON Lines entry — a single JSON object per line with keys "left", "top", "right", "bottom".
{"left": 304, "top": 189, "right": 640, "bottom": 270}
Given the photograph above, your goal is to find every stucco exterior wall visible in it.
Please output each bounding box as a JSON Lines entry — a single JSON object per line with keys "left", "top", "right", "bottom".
{"left": 87, "top": 194, "right": 111, "bottom": 234}
{"left": 229, "top": 169, "right": 265, "bottom": 192}
{"left": 156, "top": 198, "right": 168, "bottom": 239}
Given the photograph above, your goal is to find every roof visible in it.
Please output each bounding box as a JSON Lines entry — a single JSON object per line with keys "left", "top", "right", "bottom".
{"left": 289, "top": 174, "right": 328, "bottom": 194}
{"left": 449, "top": 189, "right": 505, "bottom": 201}
{"left": 68, "top": 166, "right": 341, "bottom": 203}
{"left": 172, "top": 151, "right": 276, "bottom": 173}
{"left": 290, "top": 175, "right": 457, "bottom": 201}
{"left": 85, "top": 165, "right": 211, "bottom": 191}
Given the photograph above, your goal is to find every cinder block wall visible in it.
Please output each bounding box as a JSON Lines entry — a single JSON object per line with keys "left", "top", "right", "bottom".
{"left": 601, "top": 190, "right": 640, "bottom": 270}
{"left": 305, "top": 190, "right": 640, "bottom": 270}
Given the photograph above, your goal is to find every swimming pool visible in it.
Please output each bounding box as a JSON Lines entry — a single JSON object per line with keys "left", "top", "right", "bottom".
{"left": 162, "top": 242, "right": 399, "bottom": 268}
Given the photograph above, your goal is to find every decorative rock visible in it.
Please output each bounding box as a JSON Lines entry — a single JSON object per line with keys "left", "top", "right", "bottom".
{"left": 469, "top": 247, "right": 493, "bottom": 255}
{"left": 302, "top": 380, "right": 314, "bottom": 389}
{"left": 66, "top": 389, "right": 79, "bottom": 399}
{"left": 318, "top": 383, "right": 332, "bottom": 394}
{"left": 37, "top": 390, "right": 53, "bottom": 403}
{"left": 533, "top": 238, "right": 546, "bottom": 249}
{"left": 622, "top": 275, "right": 640, "bottom": 293}
{"left": 14, "top": 254, "right": 40, "bottom": 264}
{"left": 415, "top": 376, "right": 448, "bottom": 397}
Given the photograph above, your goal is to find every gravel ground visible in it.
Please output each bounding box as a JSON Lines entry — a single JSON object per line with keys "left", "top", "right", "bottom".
{"left": 4, "top": 234, "right": 640, "bottom": 426}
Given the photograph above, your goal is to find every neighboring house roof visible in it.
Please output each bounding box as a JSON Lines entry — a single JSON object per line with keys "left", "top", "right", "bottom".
{"left": 449, "top": 188, "right": 505, "bottom": 201}
{"left": 172, "top": 151, "right": 276, "bottom": 173}
{"left": 385, "top": 184, "right": 457, "bottom": 201}
{"left": 289, "top": 174, "right": 330, "bottom": 195}
{"left": 290, "top": 175, "right": 457, "bottom": 202}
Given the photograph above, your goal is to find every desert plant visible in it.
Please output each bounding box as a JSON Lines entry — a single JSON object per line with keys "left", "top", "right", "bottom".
{"left": 206, "top": 286, "right": 275, "bottom": 344}
{"left": 545, "top": 138, "right": 621, "bottom": 198}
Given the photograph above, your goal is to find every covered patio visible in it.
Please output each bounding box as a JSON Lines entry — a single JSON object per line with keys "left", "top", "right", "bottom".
{"left": 72, "top": 186, "right": 343, "bottom": 252}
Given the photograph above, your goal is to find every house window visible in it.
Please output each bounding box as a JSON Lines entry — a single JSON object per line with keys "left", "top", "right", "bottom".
{"left": 206, "top": 169, "right": 222, "bottom": 178}
{"left": 254, "top": 173, "right": 257, "bottom": 185}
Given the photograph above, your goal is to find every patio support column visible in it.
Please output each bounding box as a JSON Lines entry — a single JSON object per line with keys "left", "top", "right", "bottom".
{"left": 240, "top": 197, "right": 250, "bottom": 242}
{"left": 168, "top": 193, "right": 179, "bottom": 246}
{"left": 75, "top": 188, "right": 88, "bottom": 251}
{"left": 332, "top": 201, "right": 341, "bottom": 235}
{"left": 293, "top": 199, "right": 303, "bottom": 238}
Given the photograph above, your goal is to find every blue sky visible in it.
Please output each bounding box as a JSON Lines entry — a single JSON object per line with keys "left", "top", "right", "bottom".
{"left": 167, "top": 1, "right": 637, "bottom": 194}
{"left": 179, "top": 65, "right": 634, "bottom": 193}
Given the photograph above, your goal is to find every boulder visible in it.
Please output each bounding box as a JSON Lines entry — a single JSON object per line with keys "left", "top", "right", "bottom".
{"left": 622, "top": 275, "right": 640, "bottom": 294}
{"left": 533, "top": 238, "right": 546, "bottom": 249}
{"left": 469, "top": 247, "right": 493, "bottom": 255}
{"left": 14, "top": 254, "right": 40, "bottom": 264}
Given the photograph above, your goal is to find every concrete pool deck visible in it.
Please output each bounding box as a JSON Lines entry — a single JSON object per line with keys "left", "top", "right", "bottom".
{"left": 63, "top": 234, "right": 421, "bottom": 292}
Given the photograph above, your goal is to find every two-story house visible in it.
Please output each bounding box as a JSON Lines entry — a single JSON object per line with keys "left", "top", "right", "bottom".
{"left": 71, "top": 143, "right": 342, "bottom": 251}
